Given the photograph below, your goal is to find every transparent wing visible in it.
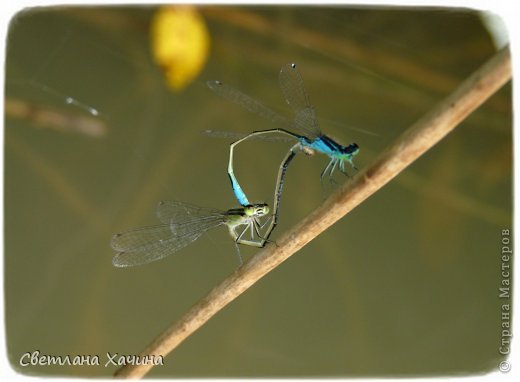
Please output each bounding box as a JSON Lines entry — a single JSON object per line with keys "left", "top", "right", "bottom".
{"left": 201, "top": 129, "right": 296, "bottom": 143}
{"left": 170, "top": 214, "right": 226, "bottom": 237}
{"left": 156, "top": 200, "right": 225, "bottom": 225}
{"left": 278, "top": 63, "right": 321, "bottom": 139}
{"left": 207, "top": 80, "right": 292, "bottom": 127}
{"left": 111, "top": 216, "right": 225, "bottom": 267}
{"left": 111, "top": 224, "right": 190, "bottom": 267}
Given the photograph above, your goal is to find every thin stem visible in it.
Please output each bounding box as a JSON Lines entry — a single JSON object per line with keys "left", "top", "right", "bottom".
{"left": 114, "top": 46, "right": 511, "bottom": 379}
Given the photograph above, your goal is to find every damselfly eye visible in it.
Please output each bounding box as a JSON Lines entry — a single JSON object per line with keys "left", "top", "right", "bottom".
{"left": 342, "top": 143, "right": 359, "bottom": 155}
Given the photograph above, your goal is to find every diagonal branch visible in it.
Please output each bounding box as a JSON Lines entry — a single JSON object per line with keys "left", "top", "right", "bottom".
{"left": 114, "top": 46, "right": 511, "bottom": 379}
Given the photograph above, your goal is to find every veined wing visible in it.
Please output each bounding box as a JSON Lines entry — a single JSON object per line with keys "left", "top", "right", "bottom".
{"left": 111, "top": 217, "right": 224, "bottom": 267}
{"left": 156, "top": 200, "right": 225, "bottom": 225}
{"left": 170, "top": 214, "right": 226, "bottom": 237}
{"left": 279, "top": 63, "right": 321, "bottom": 140}
{"left": 111, "top": 224, "right": 194, "bottom": 267}
{"left": 201, "top": 129, "right": 296, "bottom": 143}
{"left": 207, "top": 80, "right": 292, "bottom": 128}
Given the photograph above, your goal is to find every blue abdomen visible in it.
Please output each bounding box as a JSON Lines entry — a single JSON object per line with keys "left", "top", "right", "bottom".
{"left": 228, "top": 174, "right": 250, "bottom": 206}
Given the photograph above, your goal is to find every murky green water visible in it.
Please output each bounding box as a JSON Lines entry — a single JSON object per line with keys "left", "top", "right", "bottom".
{"left": 4, "top": 5, "right": 512, "bottom": 377}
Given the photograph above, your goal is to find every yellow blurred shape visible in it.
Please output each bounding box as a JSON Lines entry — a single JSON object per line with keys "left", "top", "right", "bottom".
{"left": 151, "top": 6, "right": 210, "bottom": 91}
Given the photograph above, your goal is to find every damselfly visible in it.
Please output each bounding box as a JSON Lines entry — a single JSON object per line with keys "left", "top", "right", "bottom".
{"left": 111, "top": 201, "right": 271, "bottom": 267}
{"left": 207, "top": 63, "right": 360, "bottom": 181}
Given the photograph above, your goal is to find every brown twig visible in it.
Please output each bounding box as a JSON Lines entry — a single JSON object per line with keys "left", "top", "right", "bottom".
{"left": 114, "top": 46, "right": 511, "bottom": 378}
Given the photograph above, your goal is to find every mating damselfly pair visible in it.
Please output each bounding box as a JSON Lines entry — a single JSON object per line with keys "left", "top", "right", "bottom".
{"left": 111, "top": 63, "right": 360, "bottom": 267}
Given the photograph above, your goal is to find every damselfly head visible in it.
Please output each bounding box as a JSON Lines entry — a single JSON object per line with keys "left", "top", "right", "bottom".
{"left": 245, "top": 203, "right": 269, "bottom": 217}
{"left": 340, "top": 143, "right": 359, "bottom": 158}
